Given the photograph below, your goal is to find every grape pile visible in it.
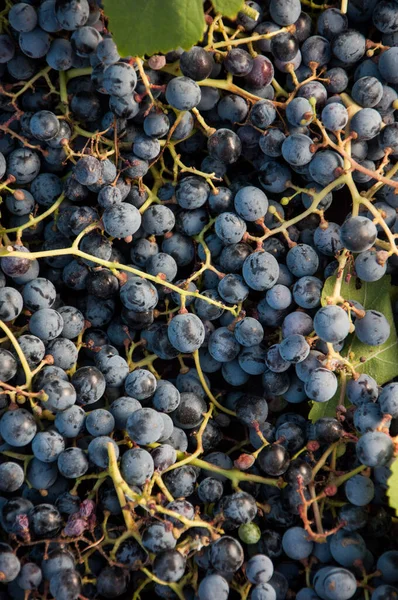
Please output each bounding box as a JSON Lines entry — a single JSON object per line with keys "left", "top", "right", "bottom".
{"left": 0, "top": 0, "right": 398, "bottom": 598}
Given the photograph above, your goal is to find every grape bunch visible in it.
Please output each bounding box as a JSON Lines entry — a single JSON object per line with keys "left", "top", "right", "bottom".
{"left": 0, "top": 0, "right": 398, "bottom": 598}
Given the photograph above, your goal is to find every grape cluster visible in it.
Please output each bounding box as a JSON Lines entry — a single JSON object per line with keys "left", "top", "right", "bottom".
{"left": 0, "top": 0, "right": 398, "bottom": 598}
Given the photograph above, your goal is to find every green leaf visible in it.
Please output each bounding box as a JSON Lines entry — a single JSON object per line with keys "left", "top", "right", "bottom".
{"left": 308, "top": 388, "right": 342, "bottom": 422}
{"left": 104, "top": 0, "right": 206, "bottom": 57}
{"left": 387, "top": 458, "right": 398, "bottom": 516}
{"left": 211, "top": 0, "right": 245, "bottom": 18}
{"left": 309, "top": 268, "right": 398, "bottom": 422}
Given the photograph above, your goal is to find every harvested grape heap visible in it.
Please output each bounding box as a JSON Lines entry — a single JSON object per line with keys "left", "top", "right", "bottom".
{"left": 1, "top": 0, "right": 398, "bottom": 598}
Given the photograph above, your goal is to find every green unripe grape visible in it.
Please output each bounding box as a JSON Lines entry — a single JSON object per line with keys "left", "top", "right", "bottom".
{"left": 238, "top": 522, "right": 261, "bottom": 544}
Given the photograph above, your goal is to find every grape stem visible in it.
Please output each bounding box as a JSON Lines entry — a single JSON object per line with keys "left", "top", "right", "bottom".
{"left": 0, "top": 320, "right": 32, "bottom": 388}
{"left": 192, "top": 349, "right": 236, "bottom": 416}
{"left": 1, "top": 247, "right": 238, "bottom": 315}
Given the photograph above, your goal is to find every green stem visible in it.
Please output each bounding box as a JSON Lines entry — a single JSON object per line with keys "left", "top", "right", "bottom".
{"left": 0, "top": 320, "right": 32, "bottom": 388}
{"left": 0, "top": 194, "right": 65, "bottom": 236}
{"left": 1, "top": 247, "right": 237, "bottom": 315}
{"left": 59, "top": 71, "right": 68, "bottom": 112}
{"left": 186, "top": 456, "right": 281, "bottom": 488}
{"left": 65, "top": 67, "right": 93, "bottom": 81}
{"left": 332, "top": 464, "right": 367, "bottom": 488}
{"left": 192, "top": 349, "right": 236, "bottom": 416}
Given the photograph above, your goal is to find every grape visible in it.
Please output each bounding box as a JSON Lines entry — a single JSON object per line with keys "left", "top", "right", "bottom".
{"left": 176, "top": 176, "right": 210, "bottom": 211}
{"left": 340, "top": 216, "right": 377, "bottom": 253}
{"left": 321, "top": 102, "right": 349, "bottom": 130}
{"left": 49, "top": 569, "right": 81, "bottom": 600}
{"left": 32, "top": 430, "right": 65, "bottom": 463}
{"left": 144, "top": 111, "right": 170, "bottom": 138}
{"left": 208, "top": 128, "right": 242, "bottom": 164}
{"left": 223, "top": 48, "right": 252, "bottom": 76}
{"left": 110, "top": 396, "right": 141, "bottom": 430}
{"left": 171, "top": 392, "right": 207, "bottom": 429}
{"left": 265, "top": 344, "right": 291, "bottom": 373}
{"left": 57, "top": 448, "right": 88, "bottom": 479}
{"left": 286, "top": 97, "right": 314, "bottom": 127}
{"left": 355, "top": 310, "right": 390, "bottom": 346}
{"left": 55, "top": 0, "right": 89, "bottom": 30}
{"left": 301, "top": 35, "right": 331, "bottom": 66}
{"left": 16, "top": 562, "right": 42, "bottom": 590}
{"left": 127, "top": 407, "right": 164, "bottom": 444}
{"left": 330, "top": 530, "right": 367, "bottom": 567}
{"left": 279, "top": 334, "right": 310, "bottom": 363}
{"left": 215, "top": 212, "right": 246, "bottom": 244}
{"left": 19, "top": 27, "right": 51, "bottom": 58}
{"left": 71, "top": 25, "right": 101, "bottom": 56}
{"left": 293, "top": 276, "right": 323, "bottom": 309}
{"left": 314, "top": 305, "right": 350, "bottom": 343}
{"left": 218, "top": 94, "right": 249, "bottom": 123}
{"left": 0, "top": 34, "right": 15, "bottom": 63}
{"left": 46, "top": 338, "right": 79, "bottom": 370}
{"left": 356, "top": 431, "right": 394, "bottom": 466}
{"left": 234, "top": 317, "right": 264, "bottom": 347}
{"left": 153, "top": 550, "right": 186, "bottom": 583}
{"left": 167, "top": 313, "right": 205, "bottom": 353}
{"left": 9, "top": 3, "right": 37, "bottom": 32}
{"left": 259, "top": 128, "right": 286, "bottom": 157}
{"left": 30, "top": 110, "right": 60, "bottom": 141}
{"left": 318, "top": 7, "right": 347, "bottom": 39}
{"left": 282, "top": 527, "right": 313, "bottom": 560}
{"left": 314, "top": 222, "right": 343, "bottom": 256}
{"left": 271, "top": 32, "right": 299, "bottom": 62}
{"left": 345, "top": 474, "right": 374, "bottom": 506}
{"left": 379, "top": 47, "right": 398, "bottom": 84}
{"left": 325, "top": 67, "right": 349, "bottom": 93}
{"left": 286, "top": 244, "right": 319, "bottom": 277}
{"left": 234, "top": 186, "right": 268, "bottom": 221}
{"left": 55, "top": 405, "right": 86, "bottom": 438}
{"left": 0, "top": 408, "right": 37, "bottom": 447}
{"left": 0, "top": 462, "right": 24, "bottom": 493}
{"left": 198, "top": 574, "right": 229, "bottom": 600}
{"left": 198, "top": 477, "right": 224, "bottom": 503}
{"left": 27, "top": 458, "right": 58, "bottom": 490}
{"left": 258, "top": 159, "right": 291, "bottom": 193}
{"left": 121, "top": 448, "right": 154, "bottom": 486}
{"left": 7, "top": 148, "right": 41, "bottom": 184}
{"left": 165, "top": 77, "right": 201, "bottom": 110}
{"left": 282, "top": 133, "right": 314, "bottom": 166}
{"left": 250, "top": 100, "right": 277, "bottom": 129}
{"left": 142, "top": 522, "right": 177, "bottom": 553}
{"left": 133, "top": 134, "right": 160, "bottom": 161}
{"left": 0, "top": 544, "right": 20, "bottom": 582}
{"left": 243, "top": 251, "right": 279, "bottom": 291}
{"left": 371, "top": 585, "right": 398, "bottom": 600}
{"left": 269, "top": 0, "right": 301, "bottom": 25}
{"left": 125, "top": 369, "right": 157, "bottom": 400}
{"left": 373, "top": 1, "right": 398, "bottom": 33}
{"left": 29, "top": 308, "right": 64, "bottom": 341}
{"left": 258, "top": 444, "right": 289, "bottom": 476}
{"left": 377, "top": 551, "right": 398, "bottom": 584}
{"left": 305, "top": 368, "right": 338, "bottom": 402}
{"left": 142, "top": 205, "right": 175, "bottom": 235}
{"left": 379, "top": 383, "right": 398, "bottom": 417}
{"left": 315, "top": 566, "right": 357, "bottom": 600}
{"left": 180, "top": 46, "right": 214, "bottom": 80}
{"left": 210, "top": 536, "right": 244, "bottom": 573}
{"left": 309, "top": 150, "right": 344, "bottom": 186}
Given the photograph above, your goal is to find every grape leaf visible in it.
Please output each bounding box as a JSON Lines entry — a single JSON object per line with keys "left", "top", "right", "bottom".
{"left": 103, "top": 0, "right": 206, "bottom": 58}
{"left": 387, "top": 458, "right": 398, "bottom": 516}
{"left": 309, "top": 268, "right": 398, "bottom": 422}
{"left": 212, "top": 0, "right": 245, "bottom": 18}
{"left": 308, "top": 388, "right": 341, "bottom": 422}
